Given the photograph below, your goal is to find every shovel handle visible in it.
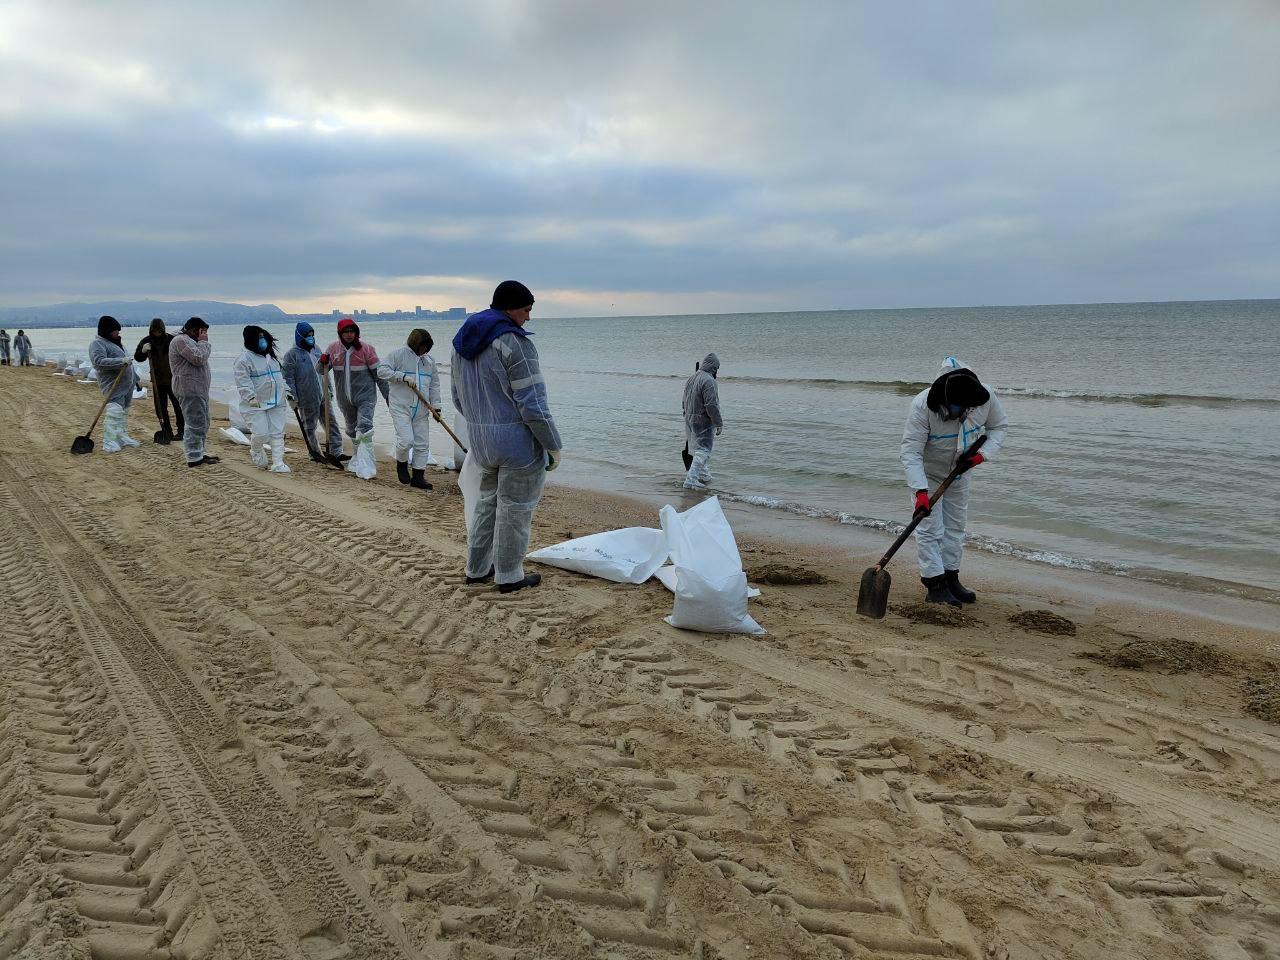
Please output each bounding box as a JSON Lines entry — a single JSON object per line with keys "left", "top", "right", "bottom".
{"left": 405, "top": 381, "right": 467, "bottom": 454}
{"left": 872, "top": 435, "right": 987, "bottom": 571}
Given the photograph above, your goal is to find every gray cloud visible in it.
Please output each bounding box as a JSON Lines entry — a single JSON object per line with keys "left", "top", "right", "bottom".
{"left": 0, "top": 0, "right": 1276, "bottom": 314}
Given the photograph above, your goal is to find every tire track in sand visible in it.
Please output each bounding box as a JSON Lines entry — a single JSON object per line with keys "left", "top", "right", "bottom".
{"left": 0, "top": 456, "right": 423, "bottom": 960}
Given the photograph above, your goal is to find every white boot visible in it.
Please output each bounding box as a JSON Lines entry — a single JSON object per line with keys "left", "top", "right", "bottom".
{"left": 269, "top": 436, "right": 290, "bottom": 473}
{"left": 250, "top": 435, "right": 268, "bottom": 468}
{"left": 120, "top": 409, "right": 141, "bottom": 448}
{"left": 101, "top": 404, "right": 125, "bottom": 453}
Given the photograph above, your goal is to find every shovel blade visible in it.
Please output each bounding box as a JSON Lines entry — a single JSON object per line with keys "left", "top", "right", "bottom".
{"left": 70, "top": 435, "right": 95, "bottom": 455}
{"left": 856, "top": 567, "right": 891, "bottom": 619}
{"left": 681, "top": 444, "right": 693, "bottom": 471}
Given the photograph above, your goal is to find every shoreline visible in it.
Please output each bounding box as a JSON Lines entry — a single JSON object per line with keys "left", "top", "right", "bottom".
{"left": 96, "top": 374, "right": 1280, "bottom": 634}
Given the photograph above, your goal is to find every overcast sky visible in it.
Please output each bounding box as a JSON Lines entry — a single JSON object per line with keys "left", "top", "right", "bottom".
{"left": 1, "top": 1, "right": 1276, "bottom": 316}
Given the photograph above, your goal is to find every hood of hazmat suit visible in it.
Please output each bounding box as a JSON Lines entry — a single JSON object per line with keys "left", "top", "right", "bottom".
{"left": 450, "top": 309, "right": 560, "bottom": 469}
{"left": 900, "top": 356, "right": 1008, "bottom": 491}
{"left": 683, "top": 353, "right": 723, "bottom": 451}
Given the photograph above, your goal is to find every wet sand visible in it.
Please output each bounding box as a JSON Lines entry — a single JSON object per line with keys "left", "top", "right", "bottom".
{"left": 2, "top": 366, "right": 1278, "bottom": 959}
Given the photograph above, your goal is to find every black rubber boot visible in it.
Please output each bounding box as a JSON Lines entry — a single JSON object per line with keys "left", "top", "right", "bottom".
{"left": 409, "top": 468, "right": 433, "bottom": 490}
{"left": 498, "top": 573, "right": 542, "bottom": 594}
{"left": 944, "top": 570, "right": 976, "bottom": 604}
{"left": 153, "top": 430, "right": 170, "bottom": 445}
{"left": 396, "top": 459, "right": 411, "bottom": 484}
{"left": 921, "top": 574, "right": 962, "bottom": 607}
{"left": 465, "top": 566, "right": 495, "bottom": 585}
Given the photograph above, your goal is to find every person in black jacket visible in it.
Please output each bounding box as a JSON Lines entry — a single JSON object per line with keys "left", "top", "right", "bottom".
{"left": 134, "top": 318, "right": 183, "bottom": 443}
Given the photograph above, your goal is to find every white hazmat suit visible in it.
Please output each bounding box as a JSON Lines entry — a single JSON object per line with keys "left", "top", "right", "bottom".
{"left": 233, "top": 330, "right": 290, "bottom": 473}
{"left": 682, "top": 353, "right": 723, "bottom": 489}
{"left": 378, "top": 339, "right": 441, "bottom": 470}
{"left": 900, "top": 357, "right": 1008, "bottom": 581}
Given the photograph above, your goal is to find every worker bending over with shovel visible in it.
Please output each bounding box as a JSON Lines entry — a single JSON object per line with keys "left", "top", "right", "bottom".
{"left": 900, "top": 356, "right": 1008, "bottom": 606}
{"left": 378, "top": 328, "right": 440, "bottom": 490}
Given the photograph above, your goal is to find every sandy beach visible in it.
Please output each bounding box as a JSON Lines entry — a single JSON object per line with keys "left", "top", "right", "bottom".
{"left": 3, "top": 367, "right": 1279, "bottom": 960}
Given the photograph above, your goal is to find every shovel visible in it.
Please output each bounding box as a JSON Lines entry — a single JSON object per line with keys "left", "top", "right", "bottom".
{"left": 71, "top": 366, "right": 130, "bottom": 455}
{"left": 405, "top": 381, "right": 467, "bottom": 454}
{"left": 290, "top": 400, "right": 329, "bottom": 464}
{"left": 856, "top": 435, "right": 987, "bottom": 619}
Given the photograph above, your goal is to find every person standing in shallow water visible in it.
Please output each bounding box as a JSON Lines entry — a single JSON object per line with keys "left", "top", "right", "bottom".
{"left": 169, "top": 317, "right": 219, "bottom": 468}
{"left": 451, "top": 280, "right": 562, "bottom": 594}
{"left": 682, "top": 353, "right": 723, "bottom": 490}
{"left": 134, "top": 318, "right": 183, "bottom": 443}
{"left": 0, "top": 329, "right": 11, "bottom": 365}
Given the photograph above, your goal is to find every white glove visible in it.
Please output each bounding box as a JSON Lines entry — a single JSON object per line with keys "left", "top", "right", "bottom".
{"left": 546, "top": 451, "right": 561, "bottom": 472}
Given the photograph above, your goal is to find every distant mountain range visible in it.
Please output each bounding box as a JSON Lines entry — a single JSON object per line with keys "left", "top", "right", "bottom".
{"left": 0, "top": 299, "right": 288, "bottom": 327}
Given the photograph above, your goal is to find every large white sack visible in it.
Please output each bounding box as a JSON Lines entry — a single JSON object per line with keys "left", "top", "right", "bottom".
{"left": 452, "top": 414, "right": 469, "bottom": 470}
{"left": 528, "top": 527, "right": 668, "bottom": 584}
{"left": 459, "top": 451, "right": 482, "bottom": 541}
{"left": 654, "top": 564, "right": 760, "bottom": 598}
{"left": 660, "top": 497, "right": 764, "bottom": 635}
{"left": 224, "top": 386, "right": 251, "bottom": 431}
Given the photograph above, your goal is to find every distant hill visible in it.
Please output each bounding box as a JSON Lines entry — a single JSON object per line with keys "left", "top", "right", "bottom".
{"left": 0, "top": 299, "right": 287, "bottom": 327}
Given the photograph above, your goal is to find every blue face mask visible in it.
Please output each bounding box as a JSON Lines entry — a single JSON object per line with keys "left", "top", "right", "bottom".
{"left": 258, "top": 336, "right": 268, "bottom": 352}
{"left": 303, "top": 335, "right": 314, "bottom": 347}
{"left": 946, "top": 403, "right": 965, "bottom": 419}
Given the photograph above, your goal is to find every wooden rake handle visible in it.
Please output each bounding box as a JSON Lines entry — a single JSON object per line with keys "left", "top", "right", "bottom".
{"left": 405, "top": 381, "right": 467, "bottom": 454}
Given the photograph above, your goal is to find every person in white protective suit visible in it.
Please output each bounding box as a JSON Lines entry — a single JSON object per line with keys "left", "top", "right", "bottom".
{"left": 232, "top": 325, "right": 291, "bottom": 473}
{"left": 682, "top": 353, "right": 723, "bottom": 490}
{"left": 451, "top": 280, "right": 563, "bottom": 594}
{"left": 900, "top": 356, "right": 1008, "bottom": 606}
{"left": 89, "top": 316, "right": 141, "bottom": 452}
{"left": 377, "top": 327, "right": 441, "bottom": 490}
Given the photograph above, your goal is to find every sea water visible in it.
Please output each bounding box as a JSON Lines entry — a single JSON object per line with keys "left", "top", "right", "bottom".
{"left": 25, "top": 299, "right": 1280, "bottom": 602}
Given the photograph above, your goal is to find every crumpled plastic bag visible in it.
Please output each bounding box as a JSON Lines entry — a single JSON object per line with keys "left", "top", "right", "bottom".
{"left": 660, "top": 496, "right": 764, "bottom": 635}
{"left": 529, "top": 527, "right": 668, "bottom": 584}
{"left": 225, "top": 386, "right": 251, "bottom": 432}
{"left": 347, "top": 429, "right": 376, "bottom": 479}
{"left": 219, "top": 426, "right": 250, "bottom": 445}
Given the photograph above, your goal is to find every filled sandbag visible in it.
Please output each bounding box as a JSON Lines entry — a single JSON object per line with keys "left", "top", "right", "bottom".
{"left": 529, "top": 527, "right": 668, "bottom": 584}
{"left": 660, "top": 497, "right": 764, "bottom": 635}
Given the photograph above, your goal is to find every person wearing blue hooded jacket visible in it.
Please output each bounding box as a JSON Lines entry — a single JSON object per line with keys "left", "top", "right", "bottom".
{"left": 451, "top": 280, "right": 562, "bottom": 594}
{"left": 281, "top": 321, "right": 344, "bottom": 464}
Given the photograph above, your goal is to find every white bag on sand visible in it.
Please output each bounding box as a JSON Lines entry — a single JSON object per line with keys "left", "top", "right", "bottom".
{"left": 529, "top": 527, "right": 668, "bottom": 584}
{"left": 655, "top": 564, "right": 760, "bottom": 598}
{"left": 347, "top": 430, "right": 376, "bottom": 480}
{"left": 219, "top": 426, "right": 251, "bottom": 445}
{"left": 660, "top": 497, "right": 765, "bottom": 635}
{"left": 452, "top": 414, "right": 469, "bottom": 469}
{"left": 225, "top": 386, "right": 251, "bottom": 432}
{"left": 459, "top": 452, "right": 483, "bottom": 541}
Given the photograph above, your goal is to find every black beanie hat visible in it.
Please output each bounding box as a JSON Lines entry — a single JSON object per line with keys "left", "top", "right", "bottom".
{"left": 183, "top": 316, "right": 209, "bottom": 334}
{"left": 97, "top": 315, "right": 121, "bottom": 338}
{"left": 491, "top": 280, "right": 535, "bottom": 311}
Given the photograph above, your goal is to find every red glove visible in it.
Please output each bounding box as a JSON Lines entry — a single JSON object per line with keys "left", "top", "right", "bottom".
{"left": 957, "top": 452, "right": 985, "bottom": 474}
{"left": 913, "top": 490, "right": 931, "bottom": 517}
